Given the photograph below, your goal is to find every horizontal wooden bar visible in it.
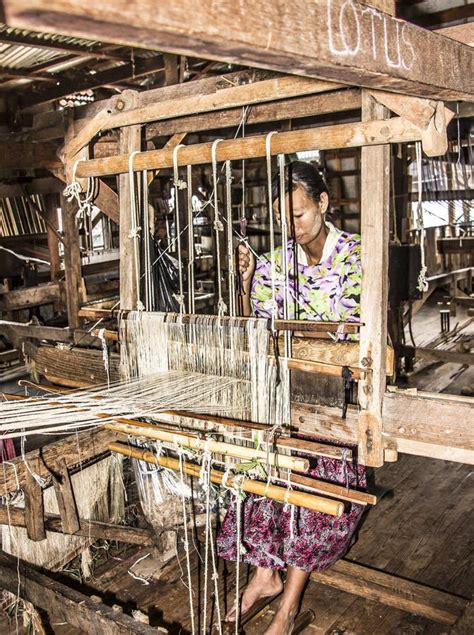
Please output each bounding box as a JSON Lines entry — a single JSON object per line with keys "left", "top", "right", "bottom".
{"left": 145, "top": 88, "right": 362, "bottom": 138}
{"left": 0, "top": 505, "right": 154, "bottom": 545}
{"left": 290, "top": 473, "right": 377, "bottom": 506}
{"left": 75, "top": 117, "right": 422, "bottom": 178}
{"left": 5, "top": 0, "right": 473, "bottom": 100}
{"left": 79, "top": 307, "right": 361, "bottom": 334}
{"left": 311, "top": 559, "right": 468, "bottom": 625}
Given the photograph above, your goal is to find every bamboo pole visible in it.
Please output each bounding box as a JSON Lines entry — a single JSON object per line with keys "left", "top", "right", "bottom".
{"left": 109, "top": 441, "right": 344, "bottom": 516}
{"left": 104, "top": 421, "right": 309, "bottom": 472}
{"left": 75, "top": 118, "right": 422, "bottom": 178}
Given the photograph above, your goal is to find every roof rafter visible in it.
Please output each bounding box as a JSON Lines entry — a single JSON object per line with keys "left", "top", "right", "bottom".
{"left": 0, "top": 27, "right": 130, "bottom": 61}
{"left": 21, "top": 55, "right": 164, "bottom": 107}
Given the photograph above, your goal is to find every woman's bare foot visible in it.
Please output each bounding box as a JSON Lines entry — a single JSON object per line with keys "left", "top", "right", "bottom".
{"left": 225, "top": 569, "right": 283, "bottom": 622}
{"left": 263, "top": 604, "right": 298, "bottom": 635}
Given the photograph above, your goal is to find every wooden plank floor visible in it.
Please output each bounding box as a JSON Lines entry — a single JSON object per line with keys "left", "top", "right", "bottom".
{"left": 2, "top": 453, "right": 471, "bottom": 634}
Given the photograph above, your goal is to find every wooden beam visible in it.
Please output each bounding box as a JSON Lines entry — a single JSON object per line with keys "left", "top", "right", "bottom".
{"left": 0, "top": 551, "right": 164, "bottom": 635}
{"left": 61, "top": 192, "right": 84, "bottom": 329}
{"left": 436, "top": 23, "right": 474, "bottom": 47}
{"left": 96, "top": 76, "right": 343, "bottom": 132}
{"left": 76, "top": 117, "right": 424, "bottom": 178}
{"left": 311, "top": 559, "right": 468, "bottom": 625}
{"left": 0, "top": 177, "right": 63, "bottom": 198}
{"left": 382, "top": 389, "right": 474, "bottom": 453}
{"left": 23, "top": 457, "right": 46, "bottom": 542}
{"left": 0, "top": 66, "right": 57, "bottom": 82}
{"left": 44, "top": 193, "right": 61, "bottom": 282}
{"left": 0, "top": 320, "right": 72, "bottom": 342}
{"left": 146, "top": 88, "right": 362, "bottom": 138}
{"left": 401, "top": 346, "right": 474, "bottom": 366}
{"left": 0, "top": 283, "right": 60, "bottom": 311}
{"left": 0, "top": 505, "right": 154, "bottom": 545}
{"left": 0, "top": 141, "right": 61, "bottom": 170}
{"left": 65, "top": 108, "right": 114, "bottom": 162}
{"left": 4, "top": 0, "right": 473, "bottom": 100}
{"left": 357, "top": 91, "right": 390, "bottom": 468}
{"left": 361, "top": 1, "right": 395, "bottom": 14}
{"left": 414, "top": 5, "right": 474, "bottom": 29}
{"left": 118, "top": 91, "right": 140, "bottom": 311}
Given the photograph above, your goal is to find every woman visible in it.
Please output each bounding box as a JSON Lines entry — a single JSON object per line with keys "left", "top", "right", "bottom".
{"left": 217, "top": 161, "right": 366, "bottom": 634}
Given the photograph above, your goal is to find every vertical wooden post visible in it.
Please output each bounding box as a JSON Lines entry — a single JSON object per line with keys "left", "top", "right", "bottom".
{"left": 119, "top": 92, "right": 141, "bottom": 310}
{"left": 24, "top": 458, "right": 46, "bottom": 542}
{"left": 52, "top": 459, "right": 80, "bottom": 534}
{"left": 62, "top": 113, "right": 86, "bottom": 330}
{"left": 44, "top": 193, "right": 60, "bottom": 282}
{"left": 61, "top": 192, "right": 83, "bottom": 330}
{"left": 163, "top": 53, "right": 179, "bottom": 86}
{"left": 358, "top": 90, "right": 390, "bottom": 467}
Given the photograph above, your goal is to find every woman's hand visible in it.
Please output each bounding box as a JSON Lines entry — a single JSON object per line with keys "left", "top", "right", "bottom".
{"left": 238, "top": 243, "right": 255, "bottom": 291}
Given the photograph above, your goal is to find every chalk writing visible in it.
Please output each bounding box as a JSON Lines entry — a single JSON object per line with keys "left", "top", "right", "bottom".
{"left": 327, "top": 0, "right": 416, "bottom": 71}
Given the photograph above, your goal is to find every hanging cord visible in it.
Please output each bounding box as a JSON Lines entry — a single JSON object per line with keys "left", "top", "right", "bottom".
{"left": 199, "top": 447, "right": 223, "bottom": 635}
{"left": 173, "top": 144, "right": 186, "bottom": 313}
{"left": 278, "top": 154, "right": 292, "bottom": 358}
{"left": 265, "top": 132, "right": 279, "bottom": 332}
{"left": 211, "top": 139, "right": 227, "bottom": 316}
{"left": 233, "top": 473, "right": 245, "bottom": 635}
{"left": 177, "top": 448, "right": 196, "bottom": 635}
{"left": 187, "top": 164, "right": 196, "bottom": 314}
{"left": 128, "top": 151, "right": 144, "bottom": 310}
{"left": 142, "top": 169, "right": 153, "bottom": 311}
{"left": 415, "top": 142, "right": 429, "bottom": 293}
{"left": 63, "top": 159, "right": 96, "bottom": 254}
{"left": 225, "top": 160, "right": 236, "bottom": 317}
{"left": 199, "top": 446, "right": 222, "bottom": 634}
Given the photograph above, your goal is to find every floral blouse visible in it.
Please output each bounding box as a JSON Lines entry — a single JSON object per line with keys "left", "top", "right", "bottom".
{"left": 251, "top": 227, "right": 361, "bottom": 323}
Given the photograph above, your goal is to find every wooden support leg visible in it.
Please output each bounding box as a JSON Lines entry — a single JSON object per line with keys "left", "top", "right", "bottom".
{"left": 23, "top": 457, "right": 46, "bottom": 542}
{"left": 119, "top": 91, "right": 141, "bottom": 311}
{"left": 358, "top": 90, "right": 390, "bottom": 468}
{"left": 52, "top": 458, "right": 80, "bottom": 534}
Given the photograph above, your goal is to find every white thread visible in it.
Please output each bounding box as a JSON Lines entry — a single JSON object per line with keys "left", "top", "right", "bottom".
{"left": 172, "top": 144, "right": 186, "bottom": 310}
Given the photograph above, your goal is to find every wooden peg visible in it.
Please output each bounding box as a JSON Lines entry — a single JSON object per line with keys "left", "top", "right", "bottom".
{"left": 52, "top": 459, "right": 80, "bottom": 534}
{"left": 23, "top": 458, "right": 46, "bottom": 542}
{"left": 421, "top": 101, "right": 449, "bottom": 157}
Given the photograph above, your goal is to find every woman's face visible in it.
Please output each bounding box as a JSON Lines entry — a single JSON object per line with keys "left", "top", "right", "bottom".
{"left": 273, "top": 185, "right": 328, "bottom": 246}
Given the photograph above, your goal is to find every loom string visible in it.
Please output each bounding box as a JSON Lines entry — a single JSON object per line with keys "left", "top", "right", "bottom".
{"left": 415, "top": 142, "right": 429, "bottom": 293}
{"left": 172, "top": 144, "right": 186, "bottom": 312}
{"left": 187, "top": 165, "right": 195, "bottom": 314}
{"left": 128, "top": 150, "right": 143, "bottom": 310}
{"left": 278, "top": 153, "right": 292, "bottom": 360}
{"left": 178, "top": 448, "right": 196, "bottom": 635}
{"left": 211, "top": 139, "right": 227, "bottom": 316}
{"left": 225, "top": 160, "right": 236, "bottom": 317}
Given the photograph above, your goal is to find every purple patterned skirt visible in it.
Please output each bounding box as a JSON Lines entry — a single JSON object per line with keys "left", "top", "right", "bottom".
{"left": 216, "top": 445, "right": 367, "bottom": 572}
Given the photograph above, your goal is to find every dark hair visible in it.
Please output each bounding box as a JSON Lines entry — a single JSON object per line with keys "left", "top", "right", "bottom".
{"left": 271, "top": 160, "right": 329, "bottom": 206}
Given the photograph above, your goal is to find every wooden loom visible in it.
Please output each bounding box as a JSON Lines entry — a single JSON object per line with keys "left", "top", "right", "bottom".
{"left": 0, "top": 1, "right": 473, "bottom": 631}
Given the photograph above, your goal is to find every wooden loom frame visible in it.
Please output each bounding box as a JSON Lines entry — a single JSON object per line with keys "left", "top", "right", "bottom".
{"left": 0, "top": 2, "right": 473, "bottom": 630}
{"left": 0, "top": 1, "right": 471, "bottom": 468}
{"left": 56, "top": 84, "right": 470, "bottom": 469}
